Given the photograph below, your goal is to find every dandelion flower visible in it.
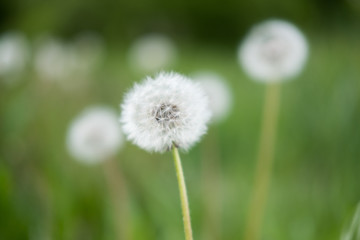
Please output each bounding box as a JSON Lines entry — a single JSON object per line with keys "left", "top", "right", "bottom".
{"left": 121, "top": 71, "right": 209, "bottom": 240}
{"left": 34, "top": 37, "right": 77, "bottom": 82}
{"left": 238, "top": 20, "right": 308, "bottom": 82}
{"left": 128, "top": 34, "right": 177, "bottom": 72}
{"left": 120, "top": 71, "right": 211, "bottom": 152}
{"left": 0, "top": 32, "right": 29, "bottom": 82}
{"left": 34, "top": 35, "right": 104, "bottom": 89}
{"left": 193, "top": 71, "right": 232, "bottom": 123}
{"left": 67, "top": 107, "right": 123, "bottom": 164}
{"left": 240, "top": 19, "right": 309, "bottom": 240}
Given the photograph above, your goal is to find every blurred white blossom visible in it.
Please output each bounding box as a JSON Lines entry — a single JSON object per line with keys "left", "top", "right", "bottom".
{"left": 192, "top": 71, "right": 232, "bottom": 123}
{"left": 0, "top": 32, "right": 29, "bottom": 83}
{"left": 34, "top": 34, "right": 105, "bottom": 88}
{"left": 238, "top": 20, "right": 308, "bottom": 82}
{"left": 128, "top": 34, "right": 177, "bottom": 72}
{"left": 67, "top": 107, "right": 123, "bottom": 164}
{"left": 120, "top": 72, "right": 211, "bottom": 152}
{"left": 34, "top": 37, "right": 77, "bottom": 83}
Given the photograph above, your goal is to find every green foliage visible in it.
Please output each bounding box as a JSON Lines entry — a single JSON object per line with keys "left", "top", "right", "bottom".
{"left": 0, "top": 32, "right": 360, "bottom": 240}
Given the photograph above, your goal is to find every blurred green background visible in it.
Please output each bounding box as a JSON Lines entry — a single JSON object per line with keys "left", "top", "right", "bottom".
{"left": 1, "top": 0, "right": 360, "bottom": 239}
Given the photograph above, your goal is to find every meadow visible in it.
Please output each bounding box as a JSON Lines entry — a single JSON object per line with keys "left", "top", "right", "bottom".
{"left": 1, "top": 29, "right": 360, "bottom": 240}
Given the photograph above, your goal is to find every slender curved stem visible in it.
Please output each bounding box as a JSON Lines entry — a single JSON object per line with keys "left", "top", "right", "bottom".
{"left": 341, "top": 203, "right": 360, "bottom": 240}
{"left": 172, "top": 145, "right": 193, "bottom": 240}
{"left": 201, "top": 128, "right": 222, "bottom": 240}
{"left": 103, "top": 159, "right": 131, "bottom": 240}
{"left": 244, "top": 83, "right": 281, "bottom": 240}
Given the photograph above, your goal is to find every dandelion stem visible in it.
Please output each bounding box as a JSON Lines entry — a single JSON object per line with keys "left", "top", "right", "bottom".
{"left": 103, "top": 159, "right": 131, "bottom": 240}
{"left": 341, "top": 203, "right": 360, "bottom": 240}
{"left": 244, "top": 83, "right": 281, "bottom": 240}
{"left": 172, "top": 145, "right": 193, "bottom": 240}
{"left": 201, "top": 128, "right": 222, "bottom": 240}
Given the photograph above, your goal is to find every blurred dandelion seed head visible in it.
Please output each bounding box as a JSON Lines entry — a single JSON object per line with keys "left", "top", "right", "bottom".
{"left": 34, "top": 34, "right": 105, "bottom": 89}
{"left": 239, "top": 19, "right": 308, "bottom": 82}
{"left": 0, "top": 32, "right": 29, "bottom": 82}
{"left": 34, "top": 37, "right": 77, "bottom": 82}
{"left": 66, "top": 107, "right": 123, "bottom": 164}
{"left": 193, "top": 71, "right": 232, "bottom": 123}
{"left": 120, "top": 71, "right": 211, "bottom": 152}
{"left": 128, "top": 34, "right": 177, "bottom": 72}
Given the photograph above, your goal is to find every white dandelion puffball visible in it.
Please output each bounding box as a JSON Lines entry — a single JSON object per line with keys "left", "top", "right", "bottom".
{"left": 34, "top": 35, "right": 103, "bottom": 86}
{"left": 128, "top": 34, "right": 177, "bottom": 72}
{"left": 120, "top": 72, "right": 211, "bottom": 152}
{"left": 0, "top": 32, "right": 29, "bottom": 80}
{"left": 67, "top": 107, "right": 124, "bottom": 164}
{"left": 192, "top": 71, "right": 232, "bottom": 123}
{"left": 34, "top": 37, "right": 77, "bottom": 82}
{"left": 238, "top": 19, "right": 308, "bottom": 82}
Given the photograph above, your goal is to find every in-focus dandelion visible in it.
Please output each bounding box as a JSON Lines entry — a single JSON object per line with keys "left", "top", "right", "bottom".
{"left": 120, "top": 72, "right": 211, "bottom": 152}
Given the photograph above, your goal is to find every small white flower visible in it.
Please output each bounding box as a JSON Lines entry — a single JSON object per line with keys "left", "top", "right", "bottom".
{"left": 238, "top": 19, "right": 308, "bottom": 82}
{"left": 128, "top": 34, "right": 177, "bottom": 72}
{"left": 120, "top": 72, "right": 211, "bottom": 152}
{"left": 192, "top": 71, "right": 232, "bottom": 123}
{"left": 0, "top": 32, "right": 29, "bottom": 82}
{"left": 67, "top": 107, "right": 124, "bottom": 164}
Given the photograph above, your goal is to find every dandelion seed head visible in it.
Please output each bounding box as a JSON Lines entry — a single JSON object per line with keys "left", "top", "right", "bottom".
{"left": 67, "top": 107, "right": 123, "bottom": 164}
{"left": 34, "top": 35, "right": 104, "bottom": 89}
{"left": 193, "top": 71, "right": 232, "bottom": 123}
{"left": 34, "top": 37, "right": 76, "bottom": 82}
{"left": 239, "top": 20, "right": 308, "bottom": 82}
{"left": 0, "top": 32, "right": 29, "bottom": 81}
{"left": 128, "top": 34, "right": 177, "bottom": 72}
{"left": 120, "top": 72, "right": 211, "bottom": 152}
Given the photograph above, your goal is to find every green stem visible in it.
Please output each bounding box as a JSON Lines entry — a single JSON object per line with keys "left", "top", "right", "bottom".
{"left": 104, "top": 159, "right": 131, "bottom": 240}
{"left": 341, "top": 203, "right": 360, "bottom": 240}
{"left": 201, "top": 128, "right": 222, "bottom": 240}
{"left": 172, "top": 145, "right": 193, "bottom": 240}
{"left": 244, "top": 83, "right": 281, "bottom": 240}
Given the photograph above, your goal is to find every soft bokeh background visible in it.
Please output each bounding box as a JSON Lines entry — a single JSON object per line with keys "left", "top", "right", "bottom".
{"left": 1, "top": 0, "right": 360, "bottom": 239}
